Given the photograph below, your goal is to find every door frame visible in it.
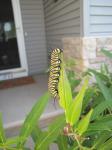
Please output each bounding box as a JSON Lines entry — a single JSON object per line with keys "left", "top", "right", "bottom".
{"left": 0, "top": 0, "right": 28, "bottom": 80}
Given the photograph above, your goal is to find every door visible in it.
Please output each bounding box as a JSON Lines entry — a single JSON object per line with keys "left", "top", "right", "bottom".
{"left": 0, "top": 0, "right": 21, "bottom": 70}
{"left": 0, "top": 0, "right": 28, "bottom": 80}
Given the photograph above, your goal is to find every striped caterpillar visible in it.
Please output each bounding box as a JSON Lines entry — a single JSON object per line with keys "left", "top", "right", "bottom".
{"left": 48, "top": 48, "right": 62, "bottom": 99}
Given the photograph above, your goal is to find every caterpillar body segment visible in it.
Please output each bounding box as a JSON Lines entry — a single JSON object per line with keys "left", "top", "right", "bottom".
{"left": 48, "top": 48, "right": 62, "bottom": 99}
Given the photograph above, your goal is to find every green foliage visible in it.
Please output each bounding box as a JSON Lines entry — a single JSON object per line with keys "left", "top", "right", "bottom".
{"left": 0, "top": 92, "right": 51, "bottom": 149}
{"left": 67, "top": 77, "right": 89, "bottom": 126}
{"left": 1, "top": 49, "right": 112, "bottom": 149}
{"left": 57, "top": 135, "right": 68, "bottom": 150}
{"left": 58, "top": 54, "right": 72, "bottom": 119}
{"left": 77, "top": 109, "right": 93, "bottom": 136}
{"left": 101, "top": 49, "right": 112, "bottom": 59}
{"left": 17, "top": 92, "right": 50, "bottom": 149}
{"left": 82, "top": 87, "right": 95, "bottom": 112}
{"left": 31, "top": 126, "right": 42, "bottom": 143}
{"left": 65, "top": 58, "right": 81, "bottom": 97}
{"left": 91, "top": 100, "right": 112, "bottom": 120}
{"left": 89, "top": 69, "right": 112, "bottom": 101}
{"left": 35, "top": 115, "right": 65, "bottom": 150}
{"left": 98, "top": 137, "right": 112, "bottom": 150}
{"left": 0, "top": 113, "right": 6, "bottom": 144}
{"left": 92, "top": 131, "right": 111, "bottom": 149}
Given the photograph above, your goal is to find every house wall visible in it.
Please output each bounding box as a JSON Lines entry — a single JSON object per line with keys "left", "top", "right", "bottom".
{"left": 43, "top": 0, "right": 80, "bottom": 52}
{"left": 20, "top": 0, "right": 112, "bottom": 74}
{"left": 63, "top": 37, "right": 112, "bottom": 72}
{"left": 20, "top": 0, "right": 47, "bottom": 75}
{"left": 63, "top": 0, "right": 112, "bottom": 72}
{"left": 89, "top": 0, "right": 112, "bottom": 36}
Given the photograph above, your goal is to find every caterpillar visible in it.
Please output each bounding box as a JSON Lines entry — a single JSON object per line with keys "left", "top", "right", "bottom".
{"left": 48, "top": 48, "right": 62, "bottom": 99}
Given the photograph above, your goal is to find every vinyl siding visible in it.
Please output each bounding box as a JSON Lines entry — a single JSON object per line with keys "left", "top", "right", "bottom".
{"left": 89, "top": 0, "right": 112, "bottom": 36}
{"left": 20, "top": 0, "right": 47, "bottom": 74}
{"left": 43, "top": 0, "right": 80, "bottom": 52}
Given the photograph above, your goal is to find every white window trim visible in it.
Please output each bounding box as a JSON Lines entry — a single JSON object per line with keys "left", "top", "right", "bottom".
{"left": 80, "top": 0, "right": 90, "bottom": 37}
{"left": 0, "top": 0, "right": 28, "bottom": 80}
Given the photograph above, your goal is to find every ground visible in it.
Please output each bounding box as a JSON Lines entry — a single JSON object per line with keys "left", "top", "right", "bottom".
{"left": 0, "top": 74, "right": 63, "bottom": 138}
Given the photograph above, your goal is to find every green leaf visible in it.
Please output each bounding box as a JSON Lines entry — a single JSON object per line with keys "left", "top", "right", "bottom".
{"left": 100, "top": 63, "right": 109, "bottom": 75}
{"left": 92, "top": 131, "right": 111, "bottom": 149}
{"left": 101, "top": 49, "right": 112, "bottom": 59}
{"left": 98, "top": 137, "right": 112, "bottom": 150}
{"left": 35, "top": 115, "right": 65, "bottom": 150}
{"left": 31, "top": 126, "right": 42, "bottom": 143}
{"left": 69, "top": 147, "right": 78, "bottom": 150}
{"left": 91, "top": 100, "right": 112, "bottom": 120}
{"left": 82, "top": 87, "right": 95, "bottom": 112}
{"left": 94, "top": 115, "right": 112, "bottom": 126}
{"left": 17, "top": 92, "right": 50, "bottom": 148}
{"left": 92, "top": 93, "right": 105, "bottom": 107}
{"left": 0, "top": 113, "right": 6, "bottom": 144}
{"left": 67, "top": 77, "right": 89, "bottom": 126}
{"left": 58, "top": 54, "right": 72, "bottom": 116}
{"left": 92, "top": 71, "right": 112, "bottom": 101}
{"left": 4, "top": 137, "right": 21, "bottom": 146}
{"left": 35, "top": 131, "right": 48, "bottom": 150}
{"left": 57, "top": 135, "right": 68, "bottom": 150}
{"left": 77, "top": 109, "right": 93, "bottom": 135}
{"left": 87, "top": 124, "right": 110, "bottom": 133}
{"left": 2, "top": 136, "right": 24, "bottom": 146}
{"left": 85, "top": 116, "right": 112, "bottom": 136}
{"left": 88, "top": 69, "right": 109, "bottom": 82}
{"left": 87, "top": 116, "right": 112, "bottom": 133}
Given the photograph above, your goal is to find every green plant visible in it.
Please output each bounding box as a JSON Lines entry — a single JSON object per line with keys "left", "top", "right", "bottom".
{"left": 55, "top": 53, "right": 112, "bottom": 149}
{"left": 0, "top": 92, "right": 51, "bottom": 150}
{"left": 65, "top": 58, "right": 81, "bottom": 97}
{"left": 87, "top": 49, "right": 112, "bottom": 108}
{"left": 1, "top": 49, "right": 112, "bottom": 150}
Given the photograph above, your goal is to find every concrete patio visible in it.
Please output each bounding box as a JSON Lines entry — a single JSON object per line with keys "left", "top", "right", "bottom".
{"left": 0, "top": 74, "right": 63, "bottom": 137}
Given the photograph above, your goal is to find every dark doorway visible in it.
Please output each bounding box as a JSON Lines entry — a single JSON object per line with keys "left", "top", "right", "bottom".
{"left": 0, "top": 0, "right": 21, "bottom": 71}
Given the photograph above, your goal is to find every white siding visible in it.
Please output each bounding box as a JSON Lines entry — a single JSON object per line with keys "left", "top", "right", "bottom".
{"left": 20, "top": 0, "right": 47, "bottom": 74}
{"left": 43, "top": 0, "right": 80, "bottom": 52}
{"left": 89, "top": 0, "right": 112, "bottom": 36}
